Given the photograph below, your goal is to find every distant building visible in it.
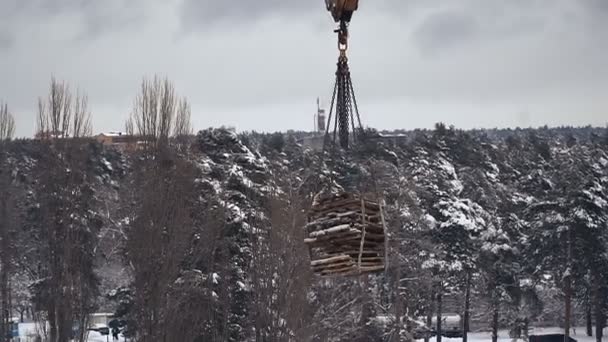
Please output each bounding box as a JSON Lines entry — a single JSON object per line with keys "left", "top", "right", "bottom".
{"left": 95, "top": 131, "right": 138, "bottom": 151}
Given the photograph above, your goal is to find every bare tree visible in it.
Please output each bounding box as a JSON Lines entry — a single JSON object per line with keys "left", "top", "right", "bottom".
{"left": 248, "top": 175, "right": 313, "bottom": 341}
{"left": 125, "top": 152, "right": 198, "bottom": 341}
{"left": 29, "top": 78, "right": 99, "bottom": 342}
{"left": 72, "top": 92, "right": 93, "bottom": 138}
{"left": 36, "top": 77, "right": 92, "bottom": 139}
{"left": 174, "top": 98, "right": 192, "bottom": 137}
{"left": 128, "top": 76, "right": 175, "bottom": 146}
{"left": 174, "top": 98, "right": 193, "bottom": 150}
{"left": 127, "top": 76, "right": 193, "bottom": 150}
{"left": 0, "top": 103, "right": 15, "bottom": 141}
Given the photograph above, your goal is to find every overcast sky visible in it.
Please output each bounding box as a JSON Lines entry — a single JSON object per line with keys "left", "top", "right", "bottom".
{"left": 1, "top": 0, "right": 607, "bottom": 137}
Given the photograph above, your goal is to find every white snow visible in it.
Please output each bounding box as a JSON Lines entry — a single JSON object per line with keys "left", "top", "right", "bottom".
{"left": 415, "top": 327, "right": 606, "bottom": 342}
{"left": 17, "top": 322, "right": 127, "bottom": 342}
{"left": 101, "top": 158, "right": 113, "bottom": 171}
{"left": 583, "top": 189, "right": 608, "bottom": 209}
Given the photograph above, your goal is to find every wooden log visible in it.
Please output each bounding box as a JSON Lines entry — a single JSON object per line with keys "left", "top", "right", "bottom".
{"left": 321, "top": 237, "right": 384, "bottom": 247}
{"left": 317, "top": 265, "right": 358, "bottom": 276}
{"left": 310, "top": 209, "right": 381, "bottom": 221}
{"left": 312, "top": 261, "right": 356, "bottom": 271}
{"left": 305, "top": 217, "right": 351, "bottom": 230}
{"left": 307, "top": 215, "right": 382, "bottom": 227}
{"left": 308, "top": 224, "right": 352, "bottom": 237}
{"left": 315, "top": 250, "right": 384, "bottom": 259}
{"left": 310, "top": 255, "right": 352, "bottom": 266}
{"left": 304, "top": 231, "right": 362, "bottom": 245}
{"left": 312, "top": 231, "right": 382, "bottom": 243}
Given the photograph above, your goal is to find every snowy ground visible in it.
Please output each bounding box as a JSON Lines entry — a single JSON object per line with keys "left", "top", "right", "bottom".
{"left": 17, "top": 322, "right": 125, "bottom": 342}
{"left": 84, "top": 330, "right": 125, "bottom": 342}
{"left": 416, "top": 327, "right": 608, "bottom": 341}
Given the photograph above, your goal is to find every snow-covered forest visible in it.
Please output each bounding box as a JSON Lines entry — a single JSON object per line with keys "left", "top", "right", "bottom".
{"left": 1, "top": 80, "right": 608, "bottom": 342}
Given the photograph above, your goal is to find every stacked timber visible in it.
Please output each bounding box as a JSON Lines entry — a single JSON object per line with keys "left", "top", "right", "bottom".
{"left": 305, "top": 192, "right": 386, "bottom": 276}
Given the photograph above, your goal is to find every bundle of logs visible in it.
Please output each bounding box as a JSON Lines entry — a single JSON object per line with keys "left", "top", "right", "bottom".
{"left": 305, "top": 192, "right": 386, "bottom": 276}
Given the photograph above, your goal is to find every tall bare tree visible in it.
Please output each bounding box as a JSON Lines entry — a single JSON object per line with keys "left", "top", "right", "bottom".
{"left": 174, "top": 98, "right": 193, "bottom": 150}
{"left": 126, "top": 76, "right": 192, "bottom": 150}
{"left": 37, "top": 77, "right": 92, "bottom": 139}
{"left": 248, "top": 176, "right": 313, "bottom": 341}
{"left": 29, "top": 78, "right": 99, "bottom": 342}
{"left": 125, "top": 149, "right": 197, "bottom": 341}
{"left": 174, "top": 98, "right": 192, "bottom": 138}
{"left": 0, "top": 103, "right": 15, "bottom": 141}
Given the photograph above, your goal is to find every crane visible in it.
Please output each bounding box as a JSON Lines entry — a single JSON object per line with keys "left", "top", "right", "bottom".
{"left": 323, "top": 0, "right": 363, "bottom": 151}
{"left": 304, "top": 1, "right": 387, "bottom": 278}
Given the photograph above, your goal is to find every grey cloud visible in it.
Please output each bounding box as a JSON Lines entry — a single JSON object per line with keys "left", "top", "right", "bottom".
{"left": 178, "top": 0, "right": 444, "bottom": 29}
{"left": 0, "top": 32, "right": 12, "bottom": 50}
{"left": 179, "top": 0, "right": 319, "bottom": 30}
{"left": 588, "top": 0, "right": 608, "bottom": 12}
{"left": 412, "top": 10, "right": 478, "bottom": 53}
{"left": 407, "top": 0, "right": 608, "bottom": 55}
{"left": 0, "top": 0, "right": 149, "bottom": 43}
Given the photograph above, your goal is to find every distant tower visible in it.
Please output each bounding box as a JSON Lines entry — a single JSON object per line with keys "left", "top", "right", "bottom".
{"left": 316, "top": 97, "right": 326, "bottom": 133}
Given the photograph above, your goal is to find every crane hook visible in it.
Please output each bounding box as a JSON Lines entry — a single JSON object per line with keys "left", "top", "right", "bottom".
{"left": 336, "top": 20, "right": 349, "bottom": 53}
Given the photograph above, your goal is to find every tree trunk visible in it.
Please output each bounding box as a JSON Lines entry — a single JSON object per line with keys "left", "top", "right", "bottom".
{"left": 424, "top": 287, "right": 433, "bottom": 342}
{"left": 436, "top": 288, "right": 442, "bottom": 342}
{"left": 49, "top": 304, "right": 57, "bottom": 342}
{"left": 463, "top": 271, "right": 472, "bottom": 342}
{"left": 7, "top": 280, "right": 11, "bottom": 341}
{"left": 491, "top": 299, "right": 499, "bottom": 342}
{"left": 564, "top": 274, "right": 572, "bottom": 340}
{"left": 564, "top": 228, "right": 573, "bottom": 340}
{"left": 0, "top": 267, "right": 7, "bottom": 342}
{"left": 586, "top": 303, "right": 593, "bottom": 337}
{"left": 592, "top": 270, "right": 605, "bottom": 342}
{"left": 57, "top": 304, "right": 71, "bottom": 342}
{"left": 595, "top": 302, "right": 604, "bottom": 342}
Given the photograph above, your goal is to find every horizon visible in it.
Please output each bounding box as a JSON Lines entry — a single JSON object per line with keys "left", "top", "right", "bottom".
{"left": 7, "top": 121, "right": 608, "bottom": 140}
